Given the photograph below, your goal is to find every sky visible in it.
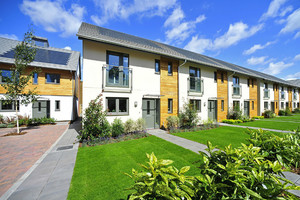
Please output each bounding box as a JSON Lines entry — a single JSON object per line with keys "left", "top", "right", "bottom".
{"left": 0, "top": 0, "right": 300, "bottom": 80}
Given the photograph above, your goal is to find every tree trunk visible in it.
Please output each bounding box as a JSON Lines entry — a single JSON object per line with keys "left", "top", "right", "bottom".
{"left": 15, "top": 99, "right": 19, "bottom": 134}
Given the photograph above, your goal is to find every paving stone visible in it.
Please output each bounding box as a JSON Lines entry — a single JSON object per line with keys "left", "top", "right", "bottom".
{"left": 282, "top": 171, "right": 300, "bottom": 183}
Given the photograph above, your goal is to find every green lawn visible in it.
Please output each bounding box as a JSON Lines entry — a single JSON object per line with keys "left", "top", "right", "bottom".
{"left": 67, "top": 136, "right": 199, "bottom": 200}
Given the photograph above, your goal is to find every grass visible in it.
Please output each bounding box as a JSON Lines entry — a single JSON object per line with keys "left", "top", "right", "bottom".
{"left": 171, "top": 126, "right": 284, "bottom": 149}
{"left": 67, "top": 136, "right": 200, "bottom": 200}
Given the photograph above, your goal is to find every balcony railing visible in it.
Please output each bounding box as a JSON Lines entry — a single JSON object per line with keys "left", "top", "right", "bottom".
{"left": 232, "top": 84, "right": 242, "bottom": 97}
{"left": 102, "top": 64, "right": 132, "bottom": 92}
{"left": 280, "top": 91, "right": 285, "bottom": 100}
{"left": 263, "top": 88, "right": 270, "bottom": 99}
{"left": 294, "top": 93, "right": 298, "bottom": 101}
{"left": 188, "top": 77, "right": 204, "bottom": 96}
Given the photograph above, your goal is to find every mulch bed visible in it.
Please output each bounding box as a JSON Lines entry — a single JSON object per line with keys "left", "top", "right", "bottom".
{"left": 1, "top": 132, "right": 28, "bottom": 137}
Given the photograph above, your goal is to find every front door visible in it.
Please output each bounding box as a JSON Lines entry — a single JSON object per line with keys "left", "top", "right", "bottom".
{"left": 244, "top": 101, "right": 249, "bottom": 117}
{"left": 142, "top": 99, "right": 160, "bottom": 128}
{"left": 32, "top": 100, "right": 50, "bottom": 118}
{"left": 271, "top": 102, "right": 275, "bottom": 112}
{"left": 208, "top": 100, "right": 217, "bottom": 120}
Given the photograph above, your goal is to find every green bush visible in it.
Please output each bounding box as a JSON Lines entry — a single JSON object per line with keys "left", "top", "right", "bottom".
{"left": 222, "top": 119, "right": 243, "bottom": 124}
{"left": 227, "top": 107, "right": 243, "bottom": 120}
{"left": 285, "top": 108, "right": 292, "bottom": 116}
{"left": 134, "top": 118, "right": 146, "bottom": 132}
{"left": 0, "top": 124, "right": 7, "bottom": 128}
{"left": 0, "top": 114, "right": 4, "bottom": 124}
{"left": 111, "top": 118, "right": 124, "bottom": 138}
{"left": 7, "top": 124, "right": 15, "bottom": 128}
{"left": 247, "top": 129, "right": 300, "bottom": 170}
{"left": 263, "top": 110, "right": 276, "bottom": 118}
{"left": 126, "top": 153, "right": 196, "bottom": 200}
{"left": 278, "top": 109, "right": 286, "bottom": 116}
{"left": 179, "top": 102, "right": 200, "bottom": 128}
{"left": 79, "top": 94, "right": 111, "bottom": 142}
{"left": 124, "top": 119, "right": 135, "bottom": 134}
{"left": 293, "top": 108, "right": 300, "bottom": 113}
{"left": 166, "top": 116, "right": 179, "bottom": 130}
{"left": 252, "top": 116, "right": 264, "bottom": 119}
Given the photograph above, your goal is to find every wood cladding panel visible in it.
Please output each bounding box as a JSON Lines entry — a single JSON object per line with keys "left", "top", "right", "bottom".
{"left": 249, "top": 78, "right": 258, "bottom": 117}
{"left": 160, "top": 58, "right": 178, "bottom": 127}
{"left": 0, "top": 64, "right": 73, "bottom": 96}
{"left": 217, "top": 70, "right": 228, "bottom": 121}
{"left": 274, "top": 84, "right": 279, "bottom": 114}
{"left": 288, "top": 88, "right": 293, "bottom": 110}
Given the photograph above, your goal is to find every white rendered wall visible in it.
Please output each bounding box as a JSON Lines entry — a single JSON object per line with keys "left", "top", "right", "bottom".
{"left": 178, "top": 61, "right": 217, "bottom": 122}
{"left": 82, "top": 40, "right": 161, "bottom": 123}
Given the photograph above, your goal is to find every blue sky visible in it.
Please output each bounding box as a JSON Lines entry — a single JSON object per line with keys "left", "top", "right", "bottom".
{"left": 0, "top": 0, "right": 300, "bottom": 80}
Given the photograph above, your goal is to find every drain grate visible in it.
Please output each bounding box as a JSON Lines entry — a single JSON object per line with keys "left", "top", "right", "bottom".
{"left": 56, "top": 145, "right": 73, "bottom": 151}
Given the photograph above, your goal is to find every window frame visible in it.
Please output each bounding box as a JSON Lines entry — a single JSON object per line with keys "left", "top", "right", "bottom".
{"left": 221, "top": 100, "right": 224, "bottom": 111}
{"left": 252, "top": 101, "right": 254, "bottom": 110}
{"left": 0, "top": 100, "right": 20, "bottom": 112}
{"left": 45, "top": 73, "right": 60, "bottom": 84}
{"left": 155, "top": 59, "right": 160, "bottom": 74}
{"left": 221, "top": 72, "right": 224, "bottom": 83}
{"left": 55, "top": 100, "right": 60, "bottom": 111}
{"left": 190, "top": 99, "right": 201, "bottom": 112}
{"left": 0, "top": 69, "right": 13, "bottom": 83}
{"left": 106, "top": 97, "right": 129, "bottom": 116}
{"left": 214, "top": 72, "right": 217, "bottom": 82}
{"left": 264, "top": 102, "right": 268, "bottom": 110}
{"left": 33, "top": 72, "right": 38, "bottom": 85}
{"left": 168, "top": 62, "right": 173, "bottom": 75}
{"left": 247, "top": 79, "right": 250, "bottom": 87}
{"left": 168, "top": 99, "right": 173, "bottom": 113}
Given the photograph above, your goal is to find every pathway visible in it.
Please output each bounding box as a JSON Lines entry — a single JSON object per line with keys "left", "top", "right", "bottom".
{"left": 218, "top": 123, "right": 294, "bottom": 133}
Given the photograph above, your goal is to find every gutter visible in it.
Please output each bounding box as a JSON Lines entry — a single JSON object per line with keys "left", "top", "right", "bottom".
{"left": 178, "top": 59, "right": 187, "bottom": 114}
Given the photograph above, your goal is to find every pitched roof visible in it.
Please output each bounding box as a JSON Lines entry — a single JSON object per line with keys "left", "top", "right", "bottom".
{"left": 0, "top": 37, "right": 80, "bottom": 71}
{"left": 288, "top": 79, "right": 300, "bottom": 87}
{"left": 77, "top": 22, "right": 299, "bottom": 88}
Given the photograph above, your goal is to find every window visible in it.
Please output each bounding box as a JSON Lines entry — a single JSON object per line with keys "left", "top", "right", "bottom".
{"left": 55, "top": 100, "right": 60, "bottom": 111}
{"left": 1, "top": 70, "right": 12, "bottom": 83}
{"left": 233, "top": 76, "right": 240, "bottom": 96}
{"left": 294, "top": 102, "right": 296, "bottom": 108}
{"left": 214, "top": 72, "right": 217, "bottom": 82}
{"left": 221, "top": 73, "right": 224, "bottom": 83}
{"left": 252, "top": 79, "right": 254, "bottom": 88}
{"left": 297, "top": 102, "right": 299, "bottom": 108}
{"left": 233, "top": 76, "right": 239, "bottom": 85}
{"left": 190, "top": 99, "right": 201, "bottom": 112}
{"left": 221, "top": 100, "right": 224, "bottom": 111}
{"left": 264, "top": 102, "right": 268, "bottom": 110}
{"left": 106, "top": 51, "right": 129, "bottom": 87}
{"left": 147, "top": 101, "right": 150, "bottom": 115}
{"left": 38, "top": 102, "right": 41, "bottom": 112}
{"left": 168, "top": 62, "right": 173, "bottom": 75}
{"left": 107, "top": 98, "right": 129, "bottom": 115}
{"left": 233, "top": 101, "right": 240, "bottom": 111}
{"left": 189, "top": 67, "right": 201, "bottom": 93}
{"left": 33, "top": 72, "right": 38, "bottom": 84}
{"left": 46, "top": 73, "right": 60, "bottom": 84}
{"left": 276, "top": 102, "right": 278, "bottom": 109}
{"left": 168, "top": 99, "right": 173, "bottom": 113}
{"left": 252, "top": 101, "right": 254, "bottom": 110}
{"left": 264, "top": 83, "right": 268, "bottom": 89}
{"left": 247, "top": 79, "right": 250, "bottom": 87}
{"left": 0, "top": 100, "right": 19, "bottom": 111}
{"left": 281, "top": 102, "right": 284, "bottom": 109}
{"left": 155, "top": 59, "right": 160, "bottom": 74}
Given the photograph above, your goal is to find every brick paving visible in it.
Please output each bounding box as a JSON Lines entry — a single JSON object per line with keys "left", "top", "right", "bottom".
{"left": 0, "top": 124, "right": 68, "bottom": 197}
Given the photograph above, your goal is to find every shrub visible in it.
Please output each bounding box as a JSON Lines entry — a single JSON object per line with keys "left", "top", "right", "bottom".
{"left": 227, "top": 107, "right": 243, "bottom": 120}
{"left": 293, "top": 108, "right": 300, "bottom": 114}
{"left": 7, "top": 124, "right": 15, "bottom": 128}
{"left": 179, "top": 102, "right": 200, "bottom": 128}
{"left": 166, "top": 116, "right": 179, "bottom": 130}
{"left": 278, "top": 109, "right": 286, "bottom": 116}
{"left": 79, "top": 94, "right": 111, "bottom": 142}
{"left": 0, "top": 115, "right": 4, "bottom": 124}
{"left": 263, "top": 110, "right": 276, "bottom": 118}
{"left": 247, "top": 129, "right": 300, "bottom": 170}
{"left": 111, "top": 118, "right": 124, "bottom": 138}
{"left": 252, "top": 116, "right": 264, "bottom": 119}
{"left": 5, "top": 116, "right": 15, "bottom": 124}
{"left": 124, "top": 119, "right": 135, "bottom": 134}
{"left": 222, "top": 119, "right": 243, "bottom": 124}
{"left": 134, "top": 118, "right": 146, "bottom": 132}
{"left": 195, "top": 142, "right": 300, "bottom": 199}
{"left": 285, "top": 108, "right": 292, "bottom": 116}
{"left": 0, "top": 124, "right": 7, "bottom": 128}
{"left": 126, "top": 153, "right": 196, "bottom": 200}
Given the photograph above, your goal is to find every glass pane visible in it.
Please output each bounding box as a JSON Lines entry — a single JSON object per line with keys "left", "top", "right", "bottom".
{"left": 108, "top": 54, "right": 120, "bottom": 66}
{"left": 2, "top": 70, "right": 12, "bottom": 82}
{"left": 122, "top": 67, "right": 129, "bottom": 86}
{"left": 168, "top": 63, "right": 172, "bottom": 74}
{"left": 108, "top": 99, "right": 116, "bottom": 112}
{"left": 108, "top": 66, "right": 119, "bottom": 84}
{"left": 119, "top": 99, "right": 127, "bottom": 113}
{"left": 123, "top": 56, "right": 128, "bottom": 67}
{"left": 147, "top": 101, "right": 150, "bottom": 115}
{"left": 189, "top": 68, "right": 195, "bottom": 77}
{"left": 190, "top": 77, "right": 195, "bottom": 90}
{"left": 155, "top": 61, "right": 159, "bottom": 72}
{"left": 196, "top": 79, "right": 201, "bottom": 92}
{"left": 34, "top": 73, "right": 38, "bottom": 84}
{"left": 2, "top": 101, "right": 13, "bottom": 110}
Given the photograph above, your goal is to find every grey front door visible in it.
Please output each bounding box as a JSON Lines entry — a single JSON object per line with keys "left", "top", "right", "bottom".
{"left": 142, "top": 99, "right": 160, "bottom": 128}
{"left": 208, "top": 100, "right": 217, "bottom": 120}
{"left": 244, "top": 101, "right": 249, "bottom": 117}
{"left": 32, "top": 100, "right": 50, "bottom": 118}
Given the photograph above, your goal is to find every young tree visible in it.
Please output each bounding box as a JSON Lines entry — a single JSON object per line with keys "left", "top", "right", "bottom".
{"left": 1, "top": 29, "right": 37, "bottom": 134}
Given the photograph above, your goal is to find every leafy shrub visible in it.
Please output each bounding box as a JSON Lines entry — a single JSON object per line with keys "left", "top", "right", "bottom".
{"left": 134, "top": 118, "right": 146, "bottom": 132}
{"left": 0, "top": 124, "right": 7, "bottom": 128}
{"left": 5, "top": 116, "right": 15, "bottom": 124}
{"left": 126, "top": 153, "right": 196, "bottom": 200}
{"left": 0, "top": 115, "right": 4, "bottom": 124}
{"left": 278, "top": 109, "right": 286, "bottom": 116}
{"left": 247, "top": 129, "right": 300, "bottom": 170}
{"left": 285, "top": 108, "right": 292, "bottom": 116}
{"left": 293, "top": 108, "right": 300, "bottom": 113}
{"left": 227, "top": 107, "right": 243, "bottom": 120}
{"left": 263, "top": 110, "right": 276, "bottom": 118}
{"left": 111, "top": 118, "right": 124, "bottom": 138}
{"left": 222, "top": 119, "right": 243, "bottom": 124}
{"left": 179, "top": 102, "right": 200, "bottom": 128}
{"left": 195, "top": 142, "right": 300, "bottom": 199}
{"left": 252, "top": 116, "right": 264, "bottom": 119}
{"left": 166, "top": 116, "right": 179, "bottom": 130}
{"left": 79, "top": 94, "right": 111, "bottom": 142}
{"left": 124, "top": 119, "right": 135, "bottom": 134}
{"left": 7, "top": 124, "right": 15, "bottom": 128}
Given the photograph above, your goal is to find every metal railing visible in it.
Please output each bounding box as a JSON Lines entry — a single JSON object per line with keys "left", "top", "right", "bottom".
{"left": 263, "top": 88, "right": 270, "bottom": 99}
{"left": 102, "top": 64, "right": 132, "bottom": 88}
{"left": 232, "top": 84, "right": 242, "bottom": 96}
{"left": 280, "top": 91, "right": 285, "bottom": 100}
{"left": 188, "top": 77, "right": 204, "bottom": 95}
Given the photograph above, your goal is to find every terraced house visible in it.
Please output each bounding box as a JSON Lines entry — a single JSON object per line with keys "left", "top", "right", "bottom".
{"left": 77, "top": 22, "right": 300, "bottom": 128}
{"left": 0, "top": 36, "right": 81, "bottom": 121}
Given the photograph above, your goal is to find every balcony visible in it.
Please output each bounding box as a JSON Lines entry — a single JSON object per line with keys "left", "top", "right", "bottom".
{"left": 280, "top": 91, "right": 285, "bottom": 100}
{"left": 188, "top": 77, "right": 204, "bottom": 96}
{"left": 263, "top": 88, "right": 270, "bottom": 99}
{"left": 102, "top": 64, "right": 132, "bottom": 92}
{"left": 232, "top": 84, "right": 242, "bottom": 97}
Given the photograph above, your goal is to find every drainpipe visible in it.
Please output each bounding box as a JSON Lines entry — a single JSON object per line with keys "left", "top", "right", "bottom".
{"left": 228, "top": 71, "right": 236, "bottom": 114}
{"left": 178, "top": 59, "right": 187, "bottom": 115}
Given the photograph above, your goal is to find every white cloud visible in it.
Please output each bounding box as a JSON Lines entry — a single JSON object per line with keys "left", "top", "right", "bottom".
{"left": 184, "top": 22, "right": 263, "bottom": 53}
{"left": 294, "top": 54, "right": 300, "bottom": 61}
{"left": 20, "top": 0, "right": 85, "bottom": 37}
{"left": 294, "top": 31, "right": 300, "bottom": 39}
{"left": 263, "top": 61, "right": 293, "bottom": 75}
{"left": 164, "top": 7, "right": 205, "bottom": 43}
{"left": 280, "top": 5, "right": 293, "bottom": 17}
{"left": 64, "top": 46, "right": 72, "bottom": 50}
{"left": 286, "top": 72, "right": 300, "bottom": 80}
{"left": 260, "top": 0, "right": 287, "bottom": 21}
{"left": 243, "top": 41, "right": 275, "bottom": 55}
{"left": 280, "top": 8, "right": 300, "bottom": 37}
{"left": 247, "top": 56, "right": 270, "bottom": 65}
{"left": 0, "top": 34, "right": 18, "bottom": 40}
{"left": 91, "top": 0, "right": 176, "bottom": 25}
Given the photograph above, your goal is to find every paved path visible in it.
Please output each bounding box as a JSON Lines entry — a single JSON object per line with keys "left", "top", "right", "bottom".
{"left": 0, "top": 124, "right": 69, "bottom": 197}
{"left": 147, "top": 129, "right": 300, "bottom": 197}
{"left": 219, "top": 123, "right": 294, "bottom": 133}
{"left": 1, "top": 121, "right": 80, "bottom": 200}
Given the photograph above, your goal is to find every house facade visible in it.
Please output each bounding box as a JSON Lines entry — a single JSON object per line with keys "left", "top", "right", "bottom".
{"left": 0, "top": 36, "right": 81, "bottom": 121}
{"left": 77, "top": 22, "right": 300, "bottom": 128}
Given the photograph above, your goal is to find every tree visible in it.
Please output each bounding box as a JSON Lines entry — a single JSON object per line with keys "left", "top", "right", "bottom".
{"left": 0, "top": 29, "right": 37, "bottom": 134}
